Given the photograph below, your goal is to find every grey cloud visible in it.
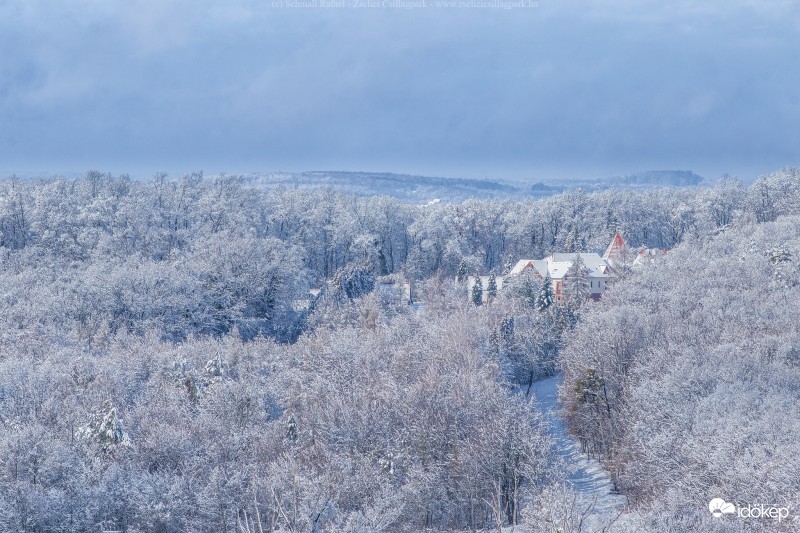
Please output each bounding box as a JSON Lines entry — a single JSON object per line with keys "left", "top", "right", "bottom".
{"left": 0, "top": 0, "right": 798, "bottom": 181}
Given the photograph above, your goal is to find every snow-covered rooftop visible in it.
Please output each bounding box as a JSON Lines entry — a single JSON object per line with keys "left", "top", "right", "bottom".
{"left": 509, "top": 259, "right": 548, "bottom": 277}
{"left": 543, "top": 253, "right": 612, "bottom": 279}
{"left": 548, "top": 261, "right": 573, "bottom": 279}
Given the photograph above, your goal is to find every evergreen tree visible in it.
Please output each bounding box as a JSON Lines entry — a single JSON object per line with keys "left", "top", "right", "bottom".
{"left": 514, "top": 273, "right": 539, "bottom": 308}
{"left": 285, "top": 414, "right": 298, "bottom": 443}
{"left": 377, "top": 248, "right": 389, "bottom": 276}
{"left": 558, "top": 299, "right": 579, "bottom": 330}
{"left": 503, "top": 258, "right": 514, "bottom": 275}
{"left": 574, "top": 367, "right": 604, "bottom": 405}
{"left": 564, "top": 227, "right": 581, "bottom": 253}
{"left": 456, "top": 260, "right": 468, "bottom": 283}
{"left": 79, "top": 400, "right": 131, "bottom": 455}
{"left": 332, "top": 263, "right": 376, "bottom": 302}
{"left": 487, "top": 330, "right": 501, "bottom": 358}
{"left": 471, "top": 277, "right": 483, "bottom": 306}
{"left": 766, "top": 246, "right": 795, "bottom": 288}
{"left": 604, "top": 208, "right": 619, "bottom": 234}
{"left": 565, "top": 253, "right": 591, "bottom": 306}
{"left": 500, "top": 316, "right": 515, "bottom": 349}
{"left": 487, "top": 273, "right": 498, "bottom": 302}
{"left": 521, "top": 278, "right": 534, "bottom": 308}
{"left": 537, "top": 273, "right": 555, "bottom": 311}
{"left": 201, "top": 353, "right": 225, "bottom": 387}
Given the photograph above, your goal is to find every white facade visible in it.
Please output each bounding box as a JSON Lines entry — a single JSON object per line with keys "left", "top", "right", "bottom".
{"left": 469, "top": 234, "right": 629, "bottom": 303}
{"left": 510, "top": 252, "right": 613, "bottom": 302}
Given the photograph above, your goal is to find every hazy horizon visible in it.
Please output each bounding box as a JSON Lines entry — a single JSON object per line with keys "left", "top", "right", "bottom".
{"left": 0, "top": 165, "right": 758, "bottom": 186}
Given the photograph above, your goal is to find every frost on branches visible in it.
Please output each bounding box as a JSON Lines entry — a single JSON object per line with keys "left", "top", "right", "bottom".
{"left": 79, "top": 400, "right": 132, "bottom": 455}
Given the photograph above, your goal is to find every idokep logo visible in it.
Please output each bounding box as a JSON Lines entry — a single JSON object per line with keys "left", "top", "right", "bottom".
{"left": 708, "top": 498, "right": 736, "bottom": 518}
{"left": 709, "top": 498, "right": 791, "bottom": 523}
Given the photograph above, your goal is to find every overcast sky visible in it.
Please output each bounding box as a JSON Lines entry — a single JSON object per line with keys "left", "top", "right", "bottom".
{"left": 1, "top": 0, "right": 799, "bottom": 182}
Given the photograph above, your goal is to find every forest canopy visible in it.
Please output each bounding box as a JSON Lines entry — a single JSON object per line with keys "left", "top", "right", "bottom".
{"left": 0, "top": 168, "right": 798, "bottom": 531}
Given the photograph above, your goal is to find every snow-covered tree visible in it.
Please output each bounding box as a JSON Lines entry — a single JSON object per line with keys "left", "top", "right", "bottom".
{"left": 537, "top": 273, "right": 555, "bottom": 311}
{"left": 564, "top": 226, "right": 582, "bottom": 253}
{"left": 0, "top": 168, "right": 796, "bottom": 531}
{"left": 564, "top": 252, "right": 590, "bottom": 306}
{"left": 79, "top": 400, "right": 131, "bottom": 455}
{"left": 560, "top": 215, "right": 800, "bottom": 523}
{"left": 471, "top": 277, "right": 483, "bottom": 305}
{"left": 331, "top": 263, "right": 376, "bottom": 302}
{"left": 456, "top": 260, "right": 468, "bottom": 283}
{"left": 486, "top": 273, "right": 498, "bottom": 302}
{"left": 500, "top": 316, "right": 515, "bottom": 349}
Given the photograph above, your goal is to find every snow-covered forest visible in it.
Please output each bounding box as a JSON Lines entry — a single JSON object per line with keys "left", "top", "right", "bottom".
{"left": 560, "top": 216, "right": 800, "bottom": 531}
{"left": 0, "top": 168, "right": 798, "bottom": 531}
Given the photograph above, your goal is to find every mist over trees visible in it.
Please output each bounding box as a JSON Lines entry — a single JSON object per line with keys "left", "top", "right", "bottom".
{"left": 0, "top": 167, "right": 798, "bottom": 531}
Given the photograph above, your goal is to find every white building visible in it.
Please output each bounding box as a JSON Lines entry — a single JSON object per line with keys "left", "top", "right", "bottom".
{"left": 468, "top": 233, "right": 630, "bottom": 303}
{"left": 632, "top": 248, "right": 668, "bottom": 269}
{"left": 376, "top": 279, "right": 413, "bottom": 304}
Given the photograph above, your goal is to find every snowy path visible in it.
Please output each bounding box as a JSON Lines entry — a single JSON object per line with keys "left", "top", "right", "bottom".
{"left": 529, "top": 373, "right": 626, "bottom": 526}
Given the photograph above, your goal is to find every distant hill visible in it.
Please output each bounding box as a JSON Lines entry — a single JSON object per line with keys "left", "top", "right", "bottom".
{"left": 608, "top": 170, "right": 705, "bottom": 187}
{"left": 240, "top": 169, "right": 706, "bottom": 203}
{"left": 243, "top": 171, "right": 563, "bottom": 203}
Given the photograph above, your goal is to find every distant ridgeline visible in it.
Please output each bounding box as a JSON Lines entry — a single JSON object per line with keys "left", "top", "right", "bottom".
{"left": 607, "top": 170, "right": 705, "bottom": 187}
{"left": 241, "top": 170, "right": 706, "bottom": 203}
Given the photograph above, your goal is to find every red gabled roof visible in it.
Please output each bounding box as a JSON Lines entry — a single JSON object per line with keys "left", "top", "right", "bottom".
{"left": 603, "top": 232, "right": 627, "bottom": 260}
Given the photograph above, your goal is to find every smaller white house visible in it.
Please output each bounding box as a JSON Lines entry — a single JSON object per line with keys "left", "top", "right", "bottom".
{"left": 632, "top": 248, "right": 668, "bottom": 269}
{"left": 376, "top": 280, "right": 413, "bottom": 304}
{"left": 292, "top": 288, "right": 322, "bottom": 311}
